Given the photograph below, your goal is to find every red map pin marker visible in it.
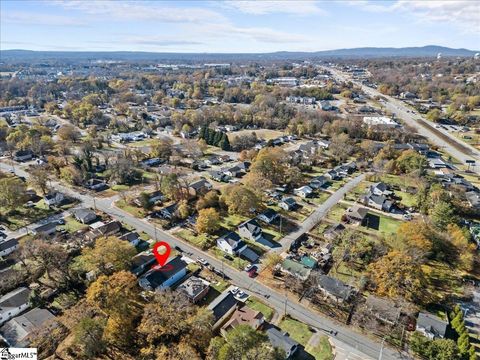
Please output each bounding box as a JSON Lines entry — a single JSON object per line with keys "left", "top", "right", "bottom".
{"left": 152, "top": 241, "right": 171, "bottom": 268}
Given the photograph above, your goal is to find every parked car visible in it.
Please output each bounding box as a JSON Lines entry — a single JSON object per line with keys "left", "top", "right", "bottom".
{"left": 0, "top": 232, "right": 7, "bottom": 239}
{"left": 247, "top": 267, "right": 257, "bottom": 278}
{"left": 223, "top": 253, "right": 234, "bottom": 261}
{"left": 244, "top": 264, "right": 255, "bottom": 272}
{"left": 174, "top": 245, "right": 183, "bottom": 252}
{"left": 196, "top": 257, "right": 208, "bottom": 266}
{"left": 230, "top": 287, "right": 239, "bottom": 295}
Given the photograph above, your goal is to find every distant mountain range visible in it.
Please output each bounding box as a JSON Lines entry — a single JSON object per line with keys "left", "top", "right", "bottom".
{"left": 1, "top": 45, "right": 478, "bottom": 62}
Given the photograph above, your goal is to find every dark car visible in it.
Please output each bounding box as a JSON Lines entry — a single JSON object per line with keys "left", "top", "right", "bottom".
{"left": 174, "top": 245, "right": 183, "bottom": 252}
{"left": 0, "top": 232, "right": 7, "bottom": 239}
{"left": 223, "top": 254, "right": 234, "bottom": 261}
{"left": 247, "top": 267, "right": 257, "bottom": 278}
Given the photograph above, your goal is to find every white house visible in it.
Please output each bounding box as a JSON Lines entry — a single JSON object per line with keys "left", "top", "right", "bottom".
{"left": 217, "top": 232, "right": 247, "bottom": 255}
{"left": 44, "top": 192, "right": 65, "bottom": 207}
{"left": 294, "top": 185, "right": 313, "bottom": 198}
{"left": 0, "top": 238, "right": 19, "bottom": 257}
{"left": 0, "top": 287, "right": 31, "bottom": 325}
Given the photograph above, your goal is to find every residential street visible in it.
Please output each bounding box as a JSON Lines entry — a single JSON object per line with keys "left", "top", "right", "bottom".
{"left": 0, "top": 159, "right": 411, "bottom": 360}
{"left": 277, "top": 173, "right": 366, "bottom": 251}
{"left": 326, "top": 67, "right": 480, "bottom": 174}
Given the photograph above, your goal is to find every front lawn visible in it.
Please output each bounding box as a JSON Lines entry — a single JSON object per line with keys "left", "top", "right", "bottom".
{"left": 246, "top": 297, "right": 275, "bottom": 321}
{"left": 115, "top": 200, "right": 147, "bottom": 218}
{"left": 61, "top": 216, "right": 88, "bottom": 233}
{"left": 305, "top": 335, "right": 334, "bottom": 360}
{"left": 175, "top": 228, "right": 211, "bottom": 249}
{"left": 279, "top": 316, "right": 313, "bottom": 346}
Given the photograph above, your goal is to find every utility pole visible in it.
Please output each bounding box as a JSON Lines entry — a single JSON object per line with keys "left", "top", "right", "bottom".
{"left": 154, "top": 225, "right": 158, "bottom": 242}
{"left": 378, "top": 337, "right": 385, "bottom": 360}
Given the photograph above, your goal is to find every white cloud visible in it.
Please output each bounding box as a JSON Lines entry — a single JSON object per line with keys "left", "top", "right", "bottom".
{"left": 50, "top": 0, "right": 226, "bottom": 24}
{"left": 2, "top": 11, "right": 88, "bottom": 26}
{"left": 348, "top": 0, "right": 480, "bottom": 34}
{"left": 223, "top": 0, "right": 326, "bottom": 15}
{"left": 394, "top": 0, "right": 480, "bottom": 33}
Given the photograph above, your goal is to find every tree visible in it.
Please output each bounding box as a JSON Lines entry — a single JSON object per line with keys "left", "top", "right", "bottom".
{"left": 138, "top": 191, "right": 153, "bottom": 211}
{"left": 396, "top": 221, "right": 433, "bottom": 260}
{"left": 86, "top": 271, "right": 141, "bottom": 318}
{"left": 207, "top": 325, "right": 282, "bottom": 360}
{"left": 0, "top": 177, "right": 27, "bottom": 213}
{"left": 80, "top": 236, "right": 136, "bottom": 274}
{"left": 263, "top": 252, "right": 283, "bottom": 273}
{"left": 249, "top": 147, "right": 287, "bottom": 185}
{"left": 28, "top": 166, "right": 50, "bottom": 195}
{"left": 368, "top": 251, "right": 425, "bottom": 301}
{"left": 138, "top": 291, "right": 213, "bottom": 356}
{"left": 221, "top": 185, "right": 262, "bottom": 216}
{"left": 196, "top": 208, "right": 220, "bottom": 235}
{"left": 176, "top": 199, "right": 191, "bottom": 220}
{"left": 196, "top": 190, "right": 219, "bottom": 211}
{"left": 151, "top": 138, "right": 173, "bottom": 161}
{"left": 57, "top": 124, "right": 81, "bottom": 142}
{"left": 447, "top": 224, "right": 476, "bottom": 271}
{"left": 429, "top": 339, "right": 460, "bottom": 360}
{"left": 430, "top": 201, "right": 457, "bottom": 230}
{"left": 426, "top": 108, "right": 442, "bottom": 122}
{"left": 395, "top": 150, "right": 427, "bottom": 174}
{"left": 329, "top": 133, "right": 354, "bottom": 162}
{"left": 72, "top": 317, "right": 106, "bottom": 359}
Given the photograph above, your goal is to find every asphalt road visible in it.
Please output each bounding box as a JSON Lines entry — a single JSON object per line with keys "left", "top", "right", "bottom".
{"left": 1, "top": 160, "right": 409, "bottom": 360}
{"left": 326, "top": 67, "right": 480, "bottom": 174}
{"left": 277, "top": 173, "right": 366, "bottom": 251}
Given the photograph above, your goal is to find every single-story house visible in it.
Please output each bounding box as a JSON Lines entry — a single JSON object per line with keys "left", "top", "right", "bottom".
{"left": 84, "top": 178, "right": 108, "bottom": 192}
{"left": 138, "top": 255, "right": 188, "bottom": 291}
{"left": 0, "top": 287, "right": 30, "bottom": 325}
{"left": 0, "top": 308, "right": 55, "bottom": 347}
{"left": 309, "top": 176, "right": 327, "bottom": 189}
{"left": 44, "top": 192, "right": 64, "bottom": 207}
{"left": 317, "top": 275, "right": 357, "bottom": 303}
{"left": 13, "top": 150, "right": 33, "bottom": 162}
{"left": 207, "top": 290, "right": 239, "bottom": 330}
{"left": 176, "top": 276, "right": 210, "bottom": 303}
{"left": 188, "top": 178, "right": 213, "bottom": 196}
{"left": 119, "top": 231, "right": 141, "bottom": 247}
{"left": 266, "top": 327, "right": 299, "bottom": 359}
{"left": 294, "top": 185, "right": 313, "bottom": 198}
{"left": 131, "top": 251, "right": 156, "bottom": 276}
{"left": 31, "top": 222, "right": 57, "bottom": 236}
{"left": 416, "top": 312, "right": 448, "bottom": 339}
{"left": 345, "top": 205, "right": 368, "bottom": 225}
{"left": 221, "top": 306, "right": 265, "bottom": 336}
{"left": 324, "top": 223, "right": 345, "bottom": 241}
{"left": 280, "top": 259, "right": 312, "bottom": 281}
{"left": 257, "top": 209, "right": 279, "bottom": 224}
{"left": 365, "top": 295, "right": 402, "bottom": 326}
{"left": 84, "top": 221, "right": 121, "bottom": 242}
{"left": 72, "top": 208, "right": 97, "bottom": 224}
{"left": 279, "top": 197, "right": 297, "bottom": 211}
{"left": 158, "top": 203, "right": 178, "bottom": 220}
{"left": 0, "top": 238, "right": 19, "bottom": 257}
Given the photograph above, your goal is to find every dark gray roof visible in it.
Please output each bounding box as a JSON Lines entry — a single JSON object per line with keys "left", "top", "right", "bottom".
{"left": 177, "top": 276, "right": 209, "bottom": 299}
{"left": 0, "top": 287, "right": 30, "bottom": 310}
{"left": 73, "top": 208, "right": 96, "bottom": 221}
{"left": 218, "top": 232, "right": 243, "bottom": 249}
{"left": 33, "top": 222, "right": 57, "bottom": 233}
{"left": 417, "top": 312, "right": 448, "bottom": 338}
{"left": 1, "top": 308, "right": 55, "bottom": 346}
{"left": 238, "top": 246, "right": 259, "bottom": 263}
{"left": 318, "top": 275, "right": 356, "bottom": 301}
{"left": 207, "top": 291, "right": 238, "bottom": 322}
{"left": 119, "top": 231, "right": 140, "bottom": 243}
{"left": 141, "top": 256, "right": 187, "bottom": 289}
{"left": 266, "top": 327, "right": 299, "bottom": 356}
{"left": 239, "top": 219, "right": 262, "bottom": 236}
{"left": 0, "top": 239, "right": 19, "bottom": 252}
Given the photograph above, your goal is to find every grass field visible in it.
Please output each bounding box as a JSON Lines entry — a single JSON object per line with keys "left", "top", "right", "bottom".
{"left": 305, "top": 336, "right": 334, "bottom": 360}
{"left": 227, "top": 129, "right": 285, "bottom": 141}
{"left": 175, "top": 228, "right": 211, "bottom": 249}
{"left": 61, "top": 216, "right": 88, "bottom": 233}
{"left": 115, "top": 200, "right": 146, "bottom": 218}
{"left": 279, "top": 316, "right": 313, "bottom": 346}
{"left": 246, "top": 297, "right": 275, "bottom": 321}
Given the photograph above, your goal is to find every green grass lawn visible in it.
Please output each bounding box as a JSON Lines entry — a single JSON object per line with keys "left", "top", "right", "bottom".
{"left": 220, "top": 213, "right": 249, "bottom": 229}
{"left": 395, "top": 190, "right": 417, "bottom": 207}
{"left": 111, "top": 184, "right": 130, "bottom": 191}
{"left": 175, "top": 228, "right": 211, "bottom": 249}
{"left": 0, "top": 201, "right": 58, "bottom": 230}
{"left": 279, "top": 316, "right": 313, "bottom": 346}
{"left": 246, "top": 297, "right": 275, "bottom": 321}
{"left": 115, "top": 200, "right": 146, "bottom": 218}
{"left": 326, "top": 203, "right": 348, "bottom": 222}
{"left": 305, "top": 336, "right": 334, "bottom": 360}
{"left": 61, "top": 216, "right": 88, "bottom": 233}
{"left": 209, "top": 247, "right": 248, "bottom": 270}
{"left": 377, "top": 214, "right": 402, "bottom": 235}
{"left": 310, "top": 192, "right": 331, "bottom": 205}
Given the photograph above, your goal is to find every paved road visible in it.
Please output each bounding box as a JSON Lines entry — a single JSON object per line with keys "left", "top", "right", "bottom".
{"left": 1, "top": 161, "right": 408, "bottom": 360}
{"left": 277, "top": 173, "right": 366, "bottom": 251}
{"left": 326, "top": 67, "right": 480, "bottom": 174}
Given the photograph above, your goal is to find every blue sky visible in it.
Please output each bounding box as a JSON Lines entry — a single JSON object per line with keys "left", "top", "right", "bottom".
{"left": 1, "top": 1, "right": 479, "bottom": 52}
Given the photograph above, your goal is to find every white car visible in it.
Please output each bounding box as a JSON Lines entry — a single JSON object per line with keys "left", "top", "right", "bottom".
{"left": 244, "top": 264, "right": 254, "bottom": 272}
{"left": 230, "top": 287, "right": 239, "bottom": 295}
{"left": 237, "top": 290, "right": 245, "bottom": 298}
{"left": 196, "top": 257, "right": 208, "bottom": 266}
